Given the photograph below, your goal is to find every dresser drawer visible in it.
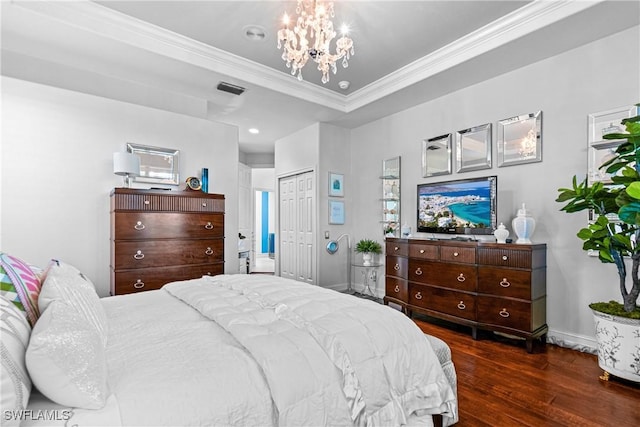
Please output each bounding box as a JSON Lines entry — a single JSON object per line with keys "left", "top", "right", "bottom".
{"left": 113, "top": 212, "right": 224, "bottom": 239}
{"left": 409, "top": 260, "right": 477, "bottom": 292}
{"left": 478, "top": 267, "right": 532, "bottom": 300}
{"left": 478, "top": 248, "right": 532, "bottom": 268}
{"left": 477, "top": 296, "right": 532, "bottom": 331}
{"left": 409, "top": 243, "right": 439, "bottom": 260}
{"left": 409, "top": 284, "right": 475, "bottom": 321}
{"left": 113, "top": 239, "right": 224, "bottom": 269}
{"left": 112, "top": 192, "right": 224, "bottom": 213}
{"left": 112, "top": 263, "right": 224, "bottom": 295}
{"left": 440, "top": 245, "right": 476, "bottom": 263}
{"left": 386, "top": 256, "right": 408, "bottom": 279}
{"left": 385, "top": 277, "right": 408, "bottom": 302}
{"left": 386, "top": 241, "right": 408, "bottom": 257}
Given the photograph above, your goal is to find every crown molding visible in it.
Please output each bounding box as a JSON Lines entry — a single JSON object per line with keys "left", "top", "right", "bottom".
{"left": 346, "top": 0, "right": 604, "bottom": 112}
{"left": 12, "top": 0, "right": 602, "bottom": 114}
{"left": 12, "top": 0, "right": 349, "bottom": 111}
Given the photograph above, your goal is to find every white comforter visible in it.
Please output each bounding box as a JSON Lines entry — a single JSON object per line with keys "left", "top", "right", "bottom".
{"left": 26, "top": 274, "right": 456, "bottom": 426}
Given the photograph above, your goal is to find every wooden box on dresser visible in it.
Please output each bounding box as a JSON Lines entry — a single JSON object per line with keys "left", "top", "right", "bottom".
{"left": 110, "top": 188, "right": 225, "bottom": 295}
{"left": 384, "top": 238, "right": 547, "bottom": 352}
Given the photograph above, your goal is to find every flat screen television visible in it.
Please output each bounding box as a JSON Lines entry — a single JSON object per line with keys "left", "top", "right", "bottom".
{"left": 417, "top": 176, "right": 497, "bottom": 235}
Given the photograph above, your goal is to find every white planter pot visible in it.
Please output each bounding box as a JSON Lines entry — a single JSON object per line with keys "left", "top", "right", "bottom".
{"left": 362, "top": 252, "right": 373, "bottom": 266}
{"left": 592, "top": 309, "right": 640, "bottom": 382}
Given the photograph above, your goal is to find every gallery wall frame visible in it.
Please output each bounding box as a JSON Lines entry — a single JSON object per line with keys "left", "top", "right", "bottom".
{"left": 497, "top": 111, "right": 542, "bottom": 167}
{"left": 328, "top": 172, "right": 344, "bottom": 197}
{"left": 329, "top": 200, "right": 345, "bottom": 224}
{"left": 456, "top": 123, "right": 492, "bottom": 172}
{"left": 127, "top": 143, "right": 180, "bottom": 185}
{"left": 422, "top": 133, "right": 452, "bottom": 177}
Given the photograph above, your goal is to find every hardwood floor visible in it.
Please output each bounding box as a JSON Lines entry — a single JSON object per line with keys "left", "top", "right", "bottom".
{"left": 412, "top": 314, "right": 640, "bottom": 427}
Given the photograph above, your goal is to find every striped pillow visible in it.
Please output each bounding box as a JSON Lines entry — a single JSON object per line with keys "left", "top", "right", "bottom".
{"left": 0, "top": 253, "right": 41, "bottom": 326}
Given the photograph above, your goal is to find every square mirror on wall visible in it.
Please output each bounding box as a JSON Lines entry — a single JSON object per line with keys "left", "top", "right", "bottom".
{"left": 456, "top": 123, "right": 492, "bottom": 172}
{"left": 422, "top": 134, "right": 452, "bottom": 177}
{"left": 497, "top": 111, "right": 542, "bottom": 167}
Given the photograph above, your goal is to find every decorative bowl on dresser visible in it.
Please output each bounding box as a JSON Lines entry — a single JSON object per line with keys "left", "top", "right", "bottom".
{"left": 110, "top": 188, "right": 225, "bottom": 295}
{"left": 384, "top": 237, "right": 547, "bottom": 352}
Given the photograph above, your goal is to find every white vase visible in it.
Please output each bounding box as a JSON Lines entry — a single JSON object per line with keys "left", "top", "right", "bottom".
{"left": 493, "top": 222, "right": 509, "bottom": 244}
{"left": 592, "top": 309, "right": 640, "bottom": 382}
{"left": 362, "top": 252, "right": 373, "bottom": 266}
{"left": 512, "top": 203, "right": 535, "bottom": 244}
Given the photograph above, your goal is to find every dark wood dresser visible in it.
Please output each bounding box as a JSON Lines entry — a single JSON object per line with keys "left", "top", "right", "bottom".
{"left": 384, "top": 238, "right": 547, "bottom": 352}
{"left": 110, "top": 189, "right": 225, "bottom": 295}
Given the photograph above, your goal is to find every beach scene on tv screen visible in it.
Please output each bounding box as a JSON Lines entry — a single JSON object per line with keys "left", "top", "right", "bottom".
{"left": 418, "top": 180, "right": 492, "bottom": 230}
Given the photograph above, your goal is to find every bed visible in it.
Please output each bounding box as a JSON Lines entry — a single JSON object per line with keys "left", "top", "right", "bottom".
{"left": 1, "top": 254, "right": 458, "bottom": 426}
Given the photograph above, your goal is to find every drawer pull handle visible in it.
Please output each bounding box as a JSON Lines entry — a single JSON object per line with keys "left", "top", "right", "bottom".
{"left": 394, "top": 285, "right": 400, "bottom": 293}
{"left": 500, "top": 278, "right": 511, "bottom": 288}
{"left": 457, "top": 273, "right": 466, "bottom": 282}
{"left": 144, "top": 200, "right": 150, "bottom": 205}
{"left": 415, "top": 292, "right": 423, "bottom": 300}
{"left": 419, "top": 249, "right": 425, "bottom": 254}
{"left": 133, "top": 250, "right": 145, "bottom": 260}
{"left": 453, "top": 252, "right": 459, "bottom": 257}
{"left": 205, "top": 247, "right": 214, "bottom": 256}
{"left": 394, "top": 263, "right": 400, "bottom": 271}
{"left": 133, "top": 279, "right": 145, "bottom": 289}
{"left": 394, "top": 246, "right": 399, "bottom": 251}
{"left": 499, "top": 308, "right": 510, "bottom": 318}
{"left": 415, "top": 267, "right": 423, "bottom": 276}
{"left": 134, "top": 221, "right": 145, "bottom": 230}
{"left": 205, "top": 222, "right": 214, "bottom": 230}
{"left": 502, "top": 255, "right": 508, "bottom": 261}
{"left": 202, "top": 202, "right": 207, "bottom": 207}
{"left": 457, "top": 301, "right": 466, "bottom": 310}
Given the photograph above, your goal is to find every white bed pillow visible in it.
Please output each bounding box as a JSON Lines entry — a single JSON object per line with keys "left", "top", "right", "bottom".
{"left": 26, "top": 299, "right": 109, "bottom": 410}
{"left": 39, "top": 259, "right": 107, "bottom": 345}
{"left": 1, "top": 295, "right": 32, "bottom": 427}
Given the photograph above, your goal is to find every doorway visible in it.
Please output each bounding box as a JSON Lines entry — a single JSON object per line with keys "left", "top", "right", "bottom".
{"left": 253, "top": 189, "right": 275, "bottom": 273}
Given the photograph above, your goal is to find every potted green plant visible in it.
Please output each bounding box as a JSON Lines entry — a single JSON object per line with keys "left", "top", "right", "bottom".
{"left": 556, "top": 107, "right": 640, "bottom": 382}
{"left": 355, "top": 239, "right": 382, "bottom": 266}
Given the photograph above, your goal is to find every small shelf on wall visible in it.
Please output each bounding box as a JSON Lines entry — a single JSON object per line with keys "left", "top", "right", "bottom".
{"left": 382, "top": 157, "right": 401, "bottom": 237}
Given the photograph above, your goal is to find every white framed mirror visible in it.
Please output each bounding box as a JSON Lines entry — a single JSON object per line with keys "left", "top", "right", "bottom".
{"left": 497, "top": 111, "right": 542, "bottom": 167}
{"left": 127, "top": 143, "right": 180, "bottom": 185}
{"left": 456, "top": 123, "right": 492, "bottom": 172}
{"left": 422, "top": 134, "right": 452, "bottom": 177}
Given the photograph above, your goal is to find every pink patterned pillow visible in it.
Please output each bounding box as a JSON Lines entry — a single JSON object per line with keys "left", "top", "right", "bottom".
{"left": 0, "top": 253, "right": 42, "bottom": 326}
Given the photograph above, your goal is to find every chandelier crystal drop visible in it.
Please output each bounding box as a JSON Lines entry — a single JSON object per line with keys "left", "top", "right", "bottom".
{"left": 277, "top": 0, "right": 354, "bottom": 84}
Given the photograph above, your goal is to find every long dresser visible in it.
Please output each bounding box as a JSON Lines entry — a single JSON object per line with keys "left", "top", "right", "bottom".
{"left": 384, "top": 237, "right": 547, "bottom": 352}
{"left": 110, "top": 188, "right": 225, "bottom": 295}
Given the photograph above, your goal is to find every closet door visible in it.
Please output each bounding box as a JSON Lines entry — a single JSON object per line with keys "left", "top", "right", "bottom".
{"left": 279, "top": 175, "right": 296, "bottom": 280}
{"left": 278, "top": 171, "right": 315, "bottom": 284}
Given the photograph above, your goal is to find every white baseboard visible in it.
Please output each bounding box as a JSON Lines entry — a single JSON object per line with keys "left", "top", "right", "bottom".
{"left": 546, "top": 329, "right": 597, "bottom": 354}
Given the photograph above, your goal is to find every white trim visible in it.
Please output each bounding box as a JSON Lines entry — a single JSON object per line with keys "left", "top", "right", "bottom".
{"left": 13, "top": 0, "right": 603, "bottom": 113}
{"left": 547, "top": 328, "right": 597, "bottom": 354}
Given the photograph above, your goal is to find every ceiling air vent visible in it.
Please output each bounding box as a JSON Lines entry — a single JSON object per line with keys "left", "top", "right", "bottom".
{"left": 217, "top": 82, "right": 246, "bottom": 96}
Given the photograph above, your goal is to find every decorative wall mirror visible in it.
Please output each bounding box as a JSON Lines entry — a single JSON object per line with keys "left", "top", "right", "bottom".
{"left": 456, "top": 123, "right": 492, "bottom": 172}
{"left": 127, "top": 143, "right": 180, "bottom": 185}
{"left": 497, "top": 111, "right": 542, "bottom": 167}
{"left": 422, "top": 134, "right": 452, "bottom": 177}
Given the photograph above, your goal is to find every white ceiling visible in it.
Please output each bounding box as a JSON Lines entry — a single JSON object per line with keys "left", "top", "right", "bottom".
{"left": 2, "top": 1, "right": 639, "bottom": 155}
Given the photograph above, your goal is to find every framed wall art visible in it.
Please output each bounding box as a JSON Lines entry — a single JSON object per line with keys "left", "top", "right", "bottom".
{"left": 329, "top": 172, "right": 344, "bottom": 197}
{"left": 329, "top": 200, "right": 345, "bottom": 224}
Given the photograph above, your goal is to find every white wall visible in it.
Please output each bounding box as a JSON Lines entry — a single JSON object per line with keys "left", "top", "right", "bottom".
{"left": 1, "top": 77, "right": 240, "bottom": 296}
{"left": 349, "top": 26, "right": 640, "bottom": 349}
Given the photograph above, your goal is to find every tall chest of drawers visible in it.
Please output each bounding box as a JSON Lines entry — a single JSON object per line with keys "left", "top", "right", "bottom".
{"left": 384, "top": 238, "right": 547, "bottom": 352}
{"left": 110, "top": 189, "right": 225, "bottom": 295}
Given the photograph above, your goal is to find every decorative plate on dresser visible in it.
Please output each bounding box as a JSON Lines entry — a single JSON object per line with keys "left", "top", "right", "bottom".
{"left": 384, "top": 238, "right": 547, "bottom": 352}
{"left": 110, "top": 188, "right": 225, "bottom": 295}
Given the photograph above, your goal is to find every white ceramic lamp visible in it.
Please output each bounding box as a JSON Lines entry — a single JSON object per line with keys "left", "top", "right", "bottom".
{"left": 113, "top": 152, "right": 140, "bottom": 188}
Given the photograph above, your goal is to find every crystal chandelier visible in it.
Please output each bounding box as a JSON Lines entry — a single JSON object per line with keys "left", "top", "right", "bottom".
{"left": 277, "top": 0, "right": 354, "bottom": 84}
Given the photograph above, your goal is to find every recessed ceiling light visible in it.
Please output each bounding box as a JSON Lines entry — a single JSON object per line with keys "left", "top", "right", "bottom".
{"left": 244, "top": 25, "right": 266, "bottom": 42}
{"left": 248, "top": 128, "right": 260, "bottom": 134}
